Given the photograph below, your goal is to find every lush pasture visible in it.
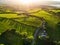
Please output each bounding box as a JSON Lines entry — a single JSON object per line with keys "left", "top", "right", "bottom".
{"left": 0, "top": 14, "right": 19, "bottom": 18}
{"left": 0, "top": 8, "right": 60, "bottom": 45}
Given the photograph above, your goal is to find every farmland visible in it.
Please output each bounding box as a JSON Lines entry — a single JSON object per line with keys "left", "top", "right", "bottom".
{"left": 0, "top": 5, "right": 60, "bottom": 45}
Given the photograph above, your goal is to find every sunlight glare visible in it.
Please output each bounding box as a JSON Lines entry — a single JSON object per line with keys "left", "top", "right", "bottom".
{"left": 15, "top": 0, "right": 43, "bottom": 5}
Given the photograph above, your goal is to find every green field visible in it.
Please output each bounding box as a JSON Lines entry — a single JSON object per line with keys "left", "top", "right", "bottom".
{"left": 0, "top": 6, "right": 60, "bottom": 45}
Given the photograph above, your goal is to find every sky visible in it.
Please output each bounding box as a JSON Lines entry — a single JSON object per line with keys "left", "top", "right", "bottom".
{"left": 0, "top": 0, "right": 60, "bottom": 8}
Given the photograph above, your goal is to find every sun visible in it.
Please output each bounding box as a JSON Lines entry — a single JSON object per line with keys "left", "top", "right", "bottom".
{"left": 20, "top": 0, "right": 34, "bottom": 4}
{"left": 8, "top": 0, "right": 47, "bottom": 6}
{"left": 7, "top": 0, "right": 47, "bottom": 10}
{"left": 14, "top": 0, "right": 43, "bottom": 5}
{"left": 20, "top": 0, "right": 39, "bottom": 4}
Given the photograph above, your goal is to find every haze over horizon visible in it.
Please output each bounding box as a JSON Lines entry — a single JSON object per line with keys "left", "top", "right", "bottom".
{"left": 0, "top": 0, "right": 60, "bottom": 8}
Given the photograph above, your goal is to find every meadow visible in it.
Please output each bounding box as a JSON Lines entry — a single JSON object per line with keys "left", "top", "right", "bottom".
{"left": 0, "top": 5, "right": 60, "bottom": 45}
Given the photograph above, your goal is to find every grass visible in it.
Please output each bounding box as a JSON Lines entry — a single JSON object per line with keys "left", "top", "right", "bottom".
{"left": 0, "top": 9, "right": 60, "bottom": 28}
{"left": 0, "top": 14, "right": 19, "bottom": 18}
{"left": 0, "top": 9, "right": 60, "bottom": 41}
